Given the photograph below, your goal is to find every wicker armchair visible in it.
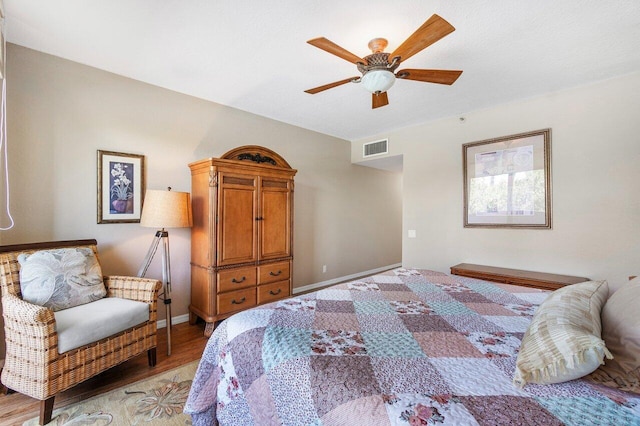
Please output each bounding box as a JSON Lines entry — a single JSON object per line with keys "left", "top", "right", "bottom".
{"left": 0, "top": 239, "right": 161, "bottom": 425}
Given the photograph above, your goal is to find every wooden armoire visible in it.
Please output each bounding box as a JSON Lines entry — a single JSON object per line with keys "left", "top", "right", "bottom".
{"left": 188, "top": 146, "right": 296, "bottom": 336}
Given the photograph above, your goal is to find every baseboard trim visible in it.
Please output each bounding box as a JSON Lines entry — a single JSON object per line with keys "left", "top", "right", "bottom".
{"left": 158, "top": 313, "right": 190, "bottom": 329}
{"left": 293, "top": 263, "right": 402, "bottom": 295}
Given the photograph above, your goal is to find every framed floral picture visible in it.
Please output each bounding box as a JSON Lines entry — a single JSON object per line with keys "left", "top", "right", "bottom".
{"left": 97, "top": 150, "right": 145, "bottom": 224}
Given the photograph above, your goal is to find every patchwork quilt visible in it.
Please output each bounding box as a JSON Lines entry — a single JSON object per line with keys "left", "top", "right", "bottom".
{"left": 185, "top": 268, "right": 640, "bottom": 425}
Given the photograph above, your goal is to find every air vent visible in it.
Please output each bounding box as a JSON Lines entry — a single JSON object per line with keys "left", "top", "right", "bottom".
{"left": 363, "top": 139, "right": 388, "bottom": 157}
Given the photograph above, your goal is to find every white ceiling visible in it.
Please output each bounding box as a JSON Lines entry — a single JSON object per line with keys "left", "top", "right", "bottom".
{"left": 4, "top": 1, "right": 640, "bottom": 141}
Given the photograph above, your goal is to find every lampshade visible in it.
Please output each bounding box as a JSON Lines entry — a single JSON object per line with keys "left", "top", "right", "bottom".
{"left": 361, "top": 69, "right": 396, "bottom": 94}
{"left": 140, "top": 189, "right": 193, "bottom": 228}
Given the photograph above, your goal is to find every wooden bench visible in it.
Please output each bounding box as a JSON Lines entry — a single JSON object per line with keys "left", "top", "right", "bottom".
{"left": 450, "top": 263, "right": 589, "bottom": 290}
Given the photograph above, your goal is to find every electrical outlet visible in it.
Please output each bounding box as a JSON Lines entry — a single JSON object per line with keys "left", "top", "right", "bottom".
{"left": 322, "top": 265, "right": 327, "bottom": 273}
{"left": 408, "top": 229, "right": 417, "bottom": 238}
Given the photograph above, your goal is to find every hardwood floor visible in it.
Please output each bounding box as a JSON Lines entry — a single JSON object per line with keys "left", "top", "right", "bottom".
{"left": 0, "top": 321, "right": 209, "bottom": 425}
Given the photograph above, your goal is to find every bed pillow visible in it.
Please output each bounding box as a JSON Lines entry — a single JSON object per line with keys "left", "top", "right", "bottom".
{"left": 589, "top": 276, "right": 640, "bottom": 393}
{"left": 18, "top": 247, "right": 106, "bottom": 311}
{"left": 513, "top": 280, "right": 612, "bottom": 388}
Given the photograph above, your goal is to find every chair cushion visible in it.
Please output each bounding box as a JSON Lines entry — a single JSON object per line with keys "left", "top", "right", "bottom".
{"left": 18, "top": 247, "right": 106, "bottom": 311}
{"left": 54, "top": 297, "right": 149, "bottom": 353}
{"left": 513, "top": 280, "right": 612, "bottom": 387}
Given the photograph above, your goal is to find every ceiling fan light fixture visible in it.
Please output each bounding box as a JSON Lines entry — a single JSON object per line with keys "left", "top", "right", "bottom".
{"left": 305, "top": 14, "right": 461, "bottom": 108}
{"left": 361, "top": 69, "right": 396, "bottom": 94}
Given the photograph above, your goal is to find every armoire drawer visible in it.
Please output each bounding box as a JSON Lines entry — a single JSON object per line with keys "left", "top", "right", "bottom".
{"left": 257, "top": 280, "right": 290, "bottom": 304}
{"left": 217, "top": 288, "right": 256, "bottom": 315}
{"left": 217, "top": 266, "right": 257, "bottom": 293}
{"left": 258, "top": 261, "right": 290, "bottom": 285}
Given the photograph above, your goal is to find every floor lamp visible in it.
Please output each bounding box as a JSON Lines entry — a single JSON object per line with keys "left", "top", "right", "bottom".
{"left": 138, "top": 187, "right": 192, "bottom": 356}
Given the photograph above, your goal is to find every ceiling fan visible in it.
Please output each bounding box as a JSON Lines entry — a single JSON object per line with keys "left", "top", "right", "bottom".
{"left": 305, "top": 14, "right": 463, "bottom": 109}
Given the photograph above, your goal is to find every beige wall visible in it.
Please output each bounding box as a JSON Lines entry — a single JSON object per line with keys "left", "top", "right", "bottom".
{"left": 353, "top": 72, "right": 640, "bottom": 290}
{"left": 0, "top": 44, "right": 402, "bottom": 357}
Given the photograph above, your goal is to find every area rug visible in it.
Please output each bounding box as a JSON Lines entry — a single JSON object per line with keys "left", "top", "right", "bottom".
{"left": 24, "top": 360, "right": 199, "bottom": 425}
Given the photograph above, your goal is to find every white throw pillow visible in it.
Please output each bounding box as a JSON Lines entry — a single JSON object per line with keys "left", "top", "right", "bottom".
{"left": 589, "top": 276, "right": 640, "bottom": 393}
{"left": 18, "top": 247, "right": 106, "bottom": 311}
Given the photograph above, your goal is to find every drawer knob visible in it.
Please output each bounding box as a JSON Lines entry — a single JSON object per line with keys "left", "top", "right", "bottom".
{"left": 269, "top": 288, "right": 282, "bottom": 296}
{"left": 270, "top": 270, "right": 282, "bottom": 276}
{"left": 231, "top": 276, "right": 246, "bottom": 284}
{"left": 231, "top": 297, "right": 246, "bottom": 305}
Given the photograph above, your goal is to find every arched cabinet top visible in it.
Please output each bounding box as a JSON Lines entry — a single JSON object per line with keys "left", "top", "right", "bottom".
{"left": 221, "top": 145, "right": 292, "bottom": 169}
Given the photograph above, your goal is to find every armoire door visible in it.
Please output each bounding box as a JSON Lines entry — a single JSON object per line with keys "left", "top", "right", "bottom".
{"left": 259, "top": 177, "right": 291, "bottom": 260}
{"left": 217, "top": 172, "right": 258, "bottom": 266}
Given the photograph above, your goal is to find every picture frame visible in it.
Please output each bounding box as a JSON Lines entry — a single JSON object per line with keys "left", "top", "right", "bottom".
{"left": 97, "top": 150, "right": 145, "bottom": 224}
{"left": 463, "top": 129, "right": 551, "bottom": 229}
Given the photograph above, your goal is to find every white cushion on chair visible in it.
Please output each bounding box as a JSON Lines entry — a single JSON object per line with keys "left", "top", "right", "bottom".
{"left": 54, "top": 297, "right": 150, "bottom": 353}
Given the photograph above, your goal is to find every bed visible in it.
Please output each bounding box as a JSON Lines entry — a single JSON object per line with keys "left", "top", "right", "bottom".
{"left": 185, "top": 268, "right": 640, "bottom": 425}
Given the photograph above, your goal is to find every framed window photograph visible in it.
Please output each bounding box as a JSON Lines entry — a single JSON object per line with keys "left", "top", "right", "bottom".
{"left": 97, "top": 150, "right": 145, "bottom": 224}
{"left": 463, "top": 129, "right": 551, "bottom": 229}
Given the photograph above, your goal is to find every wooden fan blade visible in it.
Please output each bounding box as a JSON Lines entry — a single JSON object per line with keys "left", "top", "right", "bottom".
{"left": 307, "top": 37, "right": 365, "bottom": 64}
{"left": 305, "top": 77, "right": 359, "bottom": 94}
{"left": 396, "top": 69, "right": 463, "bottom": 85}
{"left": 372, "top": 91, "right": 389, "bottom": 109}
{"left": 389, "top": 14, "right": 455, "bottom": 63}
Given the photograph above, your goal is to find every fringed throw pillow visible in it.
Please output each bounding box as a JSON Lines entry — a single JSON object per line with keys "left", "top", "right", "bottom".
{"left": 513, "top": 280, "right": 611, "bottom": 387}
